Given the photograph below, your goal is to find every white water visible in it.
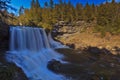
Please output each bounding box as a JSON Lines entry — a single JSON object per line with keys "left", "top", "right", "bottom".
{"left": 48, "top": 33, "right": 69, "bottom": 49}
{"left": 6, "top": 26, "right": 67, "bottom": 80}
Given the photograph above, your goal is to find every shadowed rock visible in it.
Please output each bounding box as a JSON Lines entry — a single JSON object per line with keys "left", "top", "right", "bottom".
{"left": 0, "top": 22, "right": 9, "bottom": 53}
{"left": 47, "top": 59, "right": 61, "bottom": 71}
{"left": 66, "top": 43, "right": 75, "bottom": 49}
{"left": 85, "top": 46, "right": 101, "bottom": 54}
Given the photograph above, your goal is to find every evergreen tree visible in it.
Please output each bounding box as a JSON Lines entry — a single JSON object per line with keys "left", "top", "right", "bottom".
{"left": 36, "top": 0, "right": 40, "bottom": 8}
{"left": 84, "top": 2, "right": 94, "bottom": 22}
{"left": 57, "top": 0, "right": 64, "bottom": 21}
{"left": 44, "top": 2, "right": 48, "bottom": 8}
{"left": 112, "top": 0, "right": 115, "bottom": 3}
{"left": 49, "top": 0, "right": 54, "bottom": 9}
{"left": 31, "top": 0, "right": 35, "bottom": 9}
{"left": 59, "top": 0, "right": 63, "bottom": 5}
{"left": 66, "top": 0, "right": 75, "bottom": 22}
{"left": 19, "top": 6, "right": 24, "bottom": 16}
{"left": 16, "top": 0, "right": 120, "bottom": 34}
{"left": 75, "top": 3, "right": 83, "bottom": 21}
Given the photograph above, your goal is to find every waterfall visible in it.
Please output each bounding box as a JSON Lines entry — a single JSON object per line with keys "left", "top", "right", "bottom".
{"left": 6, "top": 26, "right": 67, "bottom": 80}
{"left": 48, "top": 33, "right": 69, "bottom": 49}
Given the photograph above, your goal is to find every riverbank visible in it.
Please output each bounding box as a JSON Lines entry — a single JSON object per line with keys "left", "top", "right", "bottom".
{"left": 55, "top": 29, "right": 120, "bottom": 55}
{"left": 53, "top": 48, "right": 120, "bottom": 80}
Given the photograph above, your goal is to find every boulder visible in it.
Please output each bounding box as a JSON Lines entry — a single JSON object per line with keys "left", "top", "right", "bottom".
{"left": 86, "top": 46, "right": 101, "bottom": 54}
{"left": 47, "top": 59, "right": 61, "bottom": 71}
{"left": 113, "top": 46, "right": 120, "bottom": 55}
{"left": 0, "top": 63, "right": 28, "bottom": 80}
{"left": 101, "top": 48, "right": 112, "bottom": 54}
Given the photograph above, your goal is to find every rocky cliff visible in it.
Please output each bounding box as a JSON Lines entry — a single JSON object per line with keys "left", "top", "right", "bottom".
{"left": 53, "top": 21, "right": 120, "bottom": 55}
{"left": 0, "top": 22, "right": 9, "bottom": 54}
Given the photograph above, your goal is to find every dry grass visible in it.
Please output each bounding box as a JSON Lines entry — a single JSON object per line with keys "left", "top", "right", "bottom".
{"left": 57, "top": 32, "right": 120, "bottom": 49}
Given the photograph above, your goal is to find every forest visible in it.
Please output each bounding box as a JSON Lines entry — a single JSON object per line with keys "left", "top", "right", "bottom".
{"left": 1, "top": 0, "right": 120, "bottom": 35}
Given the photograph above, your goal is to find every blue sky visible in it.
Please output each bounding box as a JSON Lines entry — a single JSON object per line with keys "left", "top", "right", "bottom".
{"left": 10, "top": 0, "right": 120, "bottom": 14}
{"left": 10, "top": 0, "right": 106, "bottom": 9}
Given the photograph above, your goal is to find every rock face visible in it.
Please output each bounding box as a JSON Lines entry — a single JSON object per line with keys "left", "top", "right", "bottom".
{"left": 53, "top": 21, "right": 92, "bottom": 34}
{"left": 54, "top": 29, "right": 120, "bottom": 55}
{"left": 53, "top": 21, "right": 120, "bottom": 55}
{"left": 0, "top": 22, "right": 9, "bottom": 53}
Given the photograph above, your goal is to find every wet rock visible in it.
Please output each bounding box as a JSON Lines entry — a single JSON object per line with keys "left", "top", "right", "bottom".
{"left": 47, "top": 59, "right": 61, "bottom": 71}
{"left": 0, "top": 63, "right": 28, "bottom": 80}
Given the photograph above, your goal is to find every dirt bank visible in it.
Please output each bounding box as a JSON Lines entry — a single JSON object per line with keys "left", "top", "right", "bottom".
{"left": 55, "top": 32, "right": 120, "bottom": 55}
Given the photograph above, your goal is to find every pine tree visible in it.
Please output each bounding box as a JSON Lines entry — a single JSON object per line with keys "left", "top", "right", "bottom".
{"left": 112, "top": 0, "right": 115, "bottom": 4}
{"left": 57, "top": 0, "right": 64, "bottom": 21}
{"left": 16, "top": 0, "right": 120, "bottom": 33}
{"left": 49, "top": 0, "right": 54, "bottom": 9}
{"left": 59, "top": 0, "right": 63, "bottom": 5}
{"left": 66, "top": 0, "right": 75, "bottom": 22}
{"left": 36, "top": 0, "right": 40, "bottom": 8}
{"left": 75, "top": 3, "right": 83, "bottom": 21}
{"left": 44, "top": 2, "right": 48, "bottom": 8}
{"left": 19, "top": 6, "right": 24, "bottom": 16}
{"left": 31, "top": 0, "right": 35, "bottom": 9}
{"left": 84, "top": 2, "right": 94, "bottom": 22}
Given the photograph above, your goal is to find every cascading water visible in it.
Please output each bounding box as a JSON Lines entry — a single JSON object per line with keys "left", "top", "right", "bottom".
{"left": 48, "top": 33, "right": 69, "bottom": 49}
{"left": 6, "top": 26, "right": 67, "bottom": 80}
